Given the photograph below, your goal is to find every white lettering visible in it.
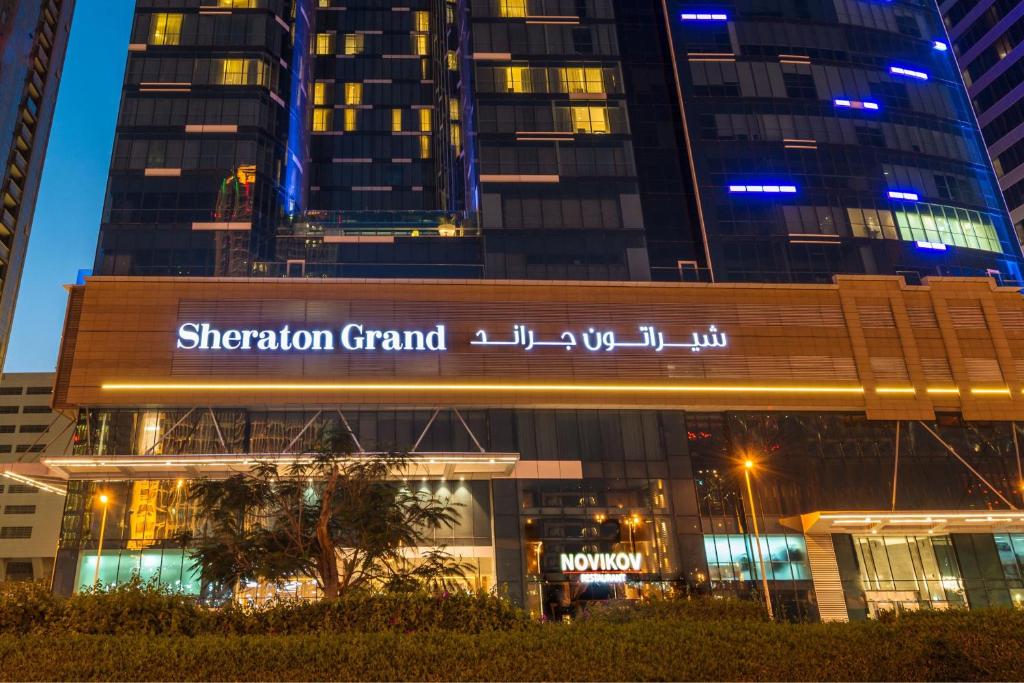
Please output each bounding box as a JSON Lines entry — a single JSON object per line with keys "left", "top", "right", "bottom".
{"left": 340, "top": 324, "right": 364, "bottom": 350}
{"left": 559, "top": 552, "right": 642, "bottom": 575}
{"left": 426, "top": 325, "right": 447, "bottom": 351}
{"left": 221, "top": 329, "right": 241, "bottom": 350}
{"left": 312, "top": 330, "right": 334, "bottom": 351}
{"left": 200, "top": 323, "right": 221, "bottom": 350}
{"left": 177, "top": 323, "right": 200, "bottom": 350}
{"left": 292, "top": 330, "right": 312, "bottom": 351}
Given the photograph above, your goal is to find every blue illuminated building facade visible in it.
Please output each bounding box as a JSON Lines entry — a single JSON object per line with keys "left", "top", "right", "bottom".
{"left": 664, "top": 0, "right": 1023, "bottom": 283}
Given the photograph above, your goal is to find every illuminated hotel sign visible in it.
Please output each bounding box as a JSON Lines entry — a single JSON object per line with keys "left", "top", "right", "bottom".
{"left": 559, "top": 552, "right": 642, "bottom": 584}
{"left": 176, "top": 322, "right": 727, "bottom": 354}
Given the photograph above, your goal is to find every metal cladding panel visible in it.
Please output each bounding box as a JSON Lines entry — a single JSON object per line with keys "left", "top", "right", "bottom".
{"left": 52, "top": 275, "right": 1024, "bottom": 419}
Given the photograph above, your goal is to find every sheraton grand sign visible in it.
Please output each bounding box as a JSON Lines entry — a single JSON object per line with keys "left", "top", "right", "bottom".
{"left": 175, "top": 322, "right": 729, "bottom": 354}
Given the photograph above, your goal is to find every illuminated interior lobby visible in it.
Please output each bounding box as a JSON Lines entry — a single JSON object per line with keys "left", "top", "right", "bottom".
{"left": 21, "top": 273, "right": 1021, "bottom": 621}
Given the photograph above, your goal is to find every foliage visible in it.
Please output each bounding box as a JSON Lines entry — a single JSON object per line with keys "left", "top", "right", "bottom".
{"left": 1, "top": 607, "right": 1023, "bottom": 681}
{"left": 186, "top": 427, "right": 466, "bottom": 599}
{"left": 0, "top": 579, "right": 527, "bottom": 636}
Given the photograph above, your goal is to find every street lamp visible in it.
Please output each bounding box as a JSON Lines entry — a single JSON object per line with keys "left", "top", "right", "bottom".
{"left": 743, "top": 460, "right": 774, "bottom": 620}
{"left": 92, "top": 493, "right": 110, "bottom": 587}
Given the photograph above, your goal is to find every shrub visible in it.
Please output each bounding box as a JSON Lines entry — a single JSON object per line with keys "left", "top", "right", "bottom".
{"left": 1, "top": 609, "right": 1024, "bottom": 681}
{"left": 0, "top": 580, "right": 529, "bottom": 636}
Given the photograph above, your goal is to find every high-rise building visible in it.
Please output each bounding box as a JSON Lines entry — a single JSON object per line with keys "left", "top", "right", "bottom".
{"left": 664, "top": 1, "right": 1022, "bottom": 283}
{"left": 942, "top": 1, "right": 1024, "bottom": 247}
{"left": 0, "top": 0, "right": 75, "bottom": 367}
{"left": 38, "top": 1, "right": 1024, "bottom": 621}
{"left": 0, "top": 372, "right": 71, "bottom": 583}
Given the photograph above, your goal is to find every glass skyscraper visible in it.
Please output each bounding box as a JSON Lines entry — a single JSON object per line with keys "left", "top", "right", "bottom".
{"left": 0, "top": 0, "right": 74, "bottom": 367}
{"left": 93, "top": 0, "right": 1022, "bottom": 285}
{"left": 942, "top": 0, "right": 1024, "bottom": 249}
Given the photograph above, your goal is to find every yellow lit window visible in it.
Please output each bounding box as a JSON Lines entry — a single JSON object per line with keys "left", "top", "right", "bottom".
{"left": 447, "top": 50, "right": 459, "bottom": 71}
{"left": 315, "top": 32, "right": 335, "bottom": 55}
{"left": 312, "top": 108, "right": 332, "bottom": 132}
{"left": 218, "top": 59, "right": 248, "bottom": 85}
{"left": 499, "top": 0, "right": 527, "bottom": 17}
{"left": 344, "top": 82, "right": 362, "bottom": 105}
{"left": 318, "top": 0, "right": 329, "bottom": 7}
{"left": 218, "top": 0, "right": 257, "bottom": 7}
{"left": 419, "top": 108, "right": 432, "bottom": 132}
{"left": 502, "top": 66, "right": 529, "bottom": 93}
{"left": 421, "top": 57, "right": 430, "bottom": 79}
{"left": 560, "top": 67, "right": 604, "bottom": 94}
{"left": 570, "top": 106, "right": 609, "bottom": 134}
{"left": 343, "top": 108, "right": 357, "bottom": 132}
{"left": 420, "top": 135, "right": 431, "bottom": 158}
{"left": 415, "top": 11, "right": 429, "bottom": 32}
{"left": 451, "top": 123, "right": 462, "bottom": 151}
{"left": 344, "top": 33, "right": 364, "bottom": 55}
{"left": 150, "top": 13, "right": 183, "bottom": 46}
{"left": 414, "top": 34, "right": 429, "bottom": 56}
{"left": 313, "top": 81, "right": 329, "bottom": 105}
{"left": 391, "top": 109, "right": 402, "bottom": 132}
{"left": 449, "top": 99, "right": 460, "bottom": 121}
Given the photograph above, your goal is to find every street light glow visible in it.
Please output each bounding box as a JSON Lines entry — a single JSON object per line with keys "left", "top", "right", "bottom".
{"left": 98, "top": 494, "right": 109, "bottom": 505}
{"left": 744, "top": 459, "right": 755, "bottom": 470}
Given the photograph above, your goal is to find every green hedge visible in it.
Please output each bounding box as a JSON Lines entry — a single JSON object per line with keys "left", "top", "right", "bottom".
{"left": 1, "top": 609, "right": 1023, "bottom": 681}
{"left": 0, "top": 581, "right": 529, "bottom": 636}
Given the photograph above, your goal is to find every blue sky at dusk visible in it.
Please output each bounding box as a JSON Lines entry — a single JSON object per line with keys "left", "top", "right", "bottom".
{"left": 3, "top": 1, "right": 134, "bottom": 373}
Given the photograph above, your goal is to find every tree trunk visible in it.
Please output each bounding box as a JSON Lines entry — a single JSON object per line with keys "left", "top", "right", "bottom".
{"left": 317, "top": 464, "right": 342, "bottom": 600}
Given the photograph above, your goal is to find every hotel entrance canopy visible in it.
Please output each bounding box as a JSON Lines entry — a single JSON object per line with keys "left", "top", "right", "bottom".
{"left": 783, "top": 510, "right": 1024, "bottom": 535}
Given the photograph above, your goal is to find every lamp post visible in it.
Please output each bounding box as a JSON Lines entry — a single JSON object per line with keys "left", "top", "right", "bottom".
{"left": 743, "top": 460, "right": 774, "bottom": 621}
{"left": 92, "top": 493, "right": 110, "bottom": 587}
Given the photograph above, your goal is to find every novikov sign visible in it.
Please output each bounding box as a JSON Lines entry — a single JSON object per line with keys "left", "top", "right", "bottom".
{"left": 176, "top": 322, "right": 728, "bottom": 354}
{"left": 559, "top": 552, "right": 643, "bottom": 585}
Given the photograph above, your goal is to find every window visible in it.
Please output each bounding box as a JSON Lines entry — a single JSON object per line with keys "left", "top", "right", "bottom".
{"left": 3, "top": 561, "right": 33, "bottom": 581}
{"left": 0, "top": 527, "right": 32, "bottom": 539}
{"left": 0, "top": 425, "right": 15, "bottom": 433}
{"left": 343, "top": 108, "right": 357, "bottom": 132}
{"left": 19, "top": 425, "right": 47, "bottom": 433}
{"left": 214, "top": 59, "right": 265, "bottom": 86}
{"left": 149, "top": 13, "right": 183, "bottom": 46}
{"left": 447, "top": 51, "right": 458, "bottom": 71}
{"left": 313, "top": 81, "right": 329, "bottom": 106}
{"left": 3, "top": 505, "right": 36, "bottom": 515}
{"left": 570, "top": 106, "right": 608, "bottom": 134}
{"left": 6, "top": 485, "right": 37, "bottom": 494}
{"left": 218, "top": 0, "right": 257, "bottom": 6}
{"left": 704, "top": 534, "right": 810, "bottom": 581}
{"left": 499, "top": 0, "right": 527, "bottom": 17}
{"left": 420, "top": 135, "right": 431, "bottom": 159}
{"left": 415, "top": 11, "right": 429, "bottom": 32}
{"left": 419, "top": 108, "right": 432, "bottom": 132}
{"left": 413, "top": 34, "right": 429, "bottom": 56}
{"left": 0, "top": 407, "right": 17, "bottom": 414}
{"left": 21, "top": 406, "right": 51, "bottom": 414}
{"left": 316, "top": 33, "right": 335, "bottom": 55}
{"left": 502, "top": 66, "right": 530, "bottom": 93}
{"left": 392, "top": 109, "right": 403, "bottom": 132}
{"left": 559, "top": 67, "right": 604, "bottom": 94}
{"left": 0, "top": 388, "right": 22, "bottom": 395}
{"left": 344, "top": 33, "right": 364, "bottom": 55}
{"left": 25, "top": 387, "right": 49, "bottom": 396}
{"left": 449, "top": 99, "right": 459, "bottom": 121}
{"left": 312, "top": 108, "right": 332, "bottom": 132}
{"left": 15, "top": 445, "right": 44, "bottom": 454}
{"left": 343, "top": 82, "right": 362, "bottom": 105}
